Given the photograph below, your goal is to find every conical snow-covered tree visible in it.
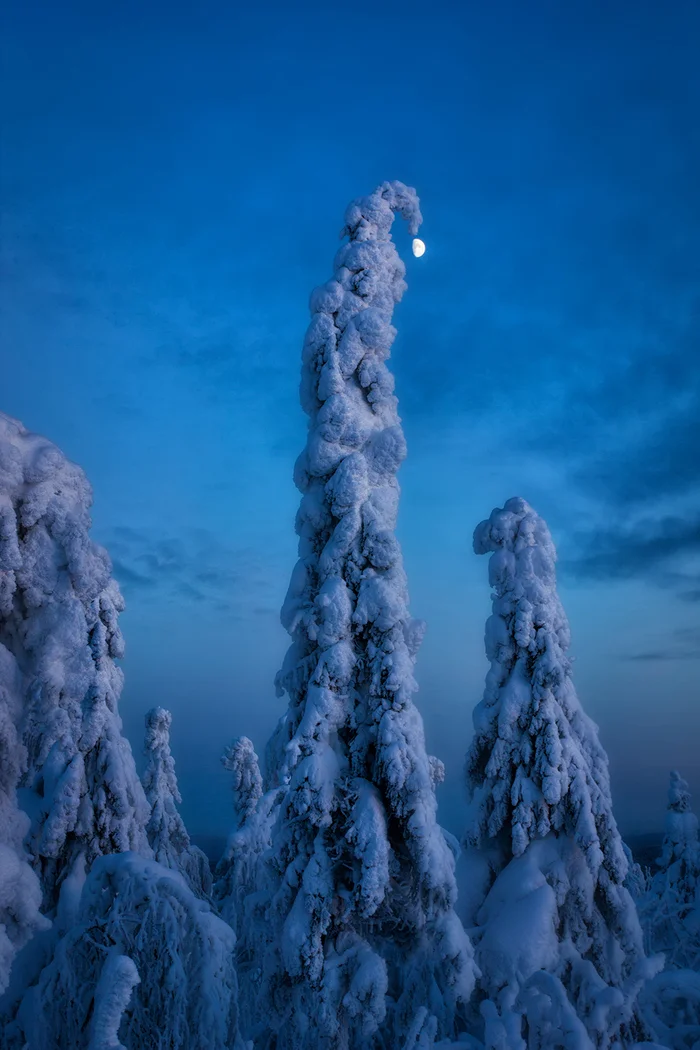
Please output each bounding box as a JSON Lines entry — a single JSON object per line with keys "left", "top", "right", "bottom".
{"left": 142, "top": 707, "right": 212, "bottom": 898}
{"left": 215, "top": 736, "right": 265, "bottom": 926}
{"left": 463, "top": 498, "right": 657, "bottom": 1047}
{"left": 0, "top": 413, "right": 150, "bottom": 913}
{"left": 656, "top": 772, "right": 699, "bottom": 897}
{"left": 11, "top": 852, "right": 243, "bottom": 1050}
{"left": 0, "top": 640, "right": 48, "bottom": 993}
{"left": 215, "top": 737, "right": 276, "bottom": 1039}
{"left": 258, "top": 182, "right": 476, "bottom": 1050}
{"left": 641, "top": 771, "right": 700, "bottom": 970}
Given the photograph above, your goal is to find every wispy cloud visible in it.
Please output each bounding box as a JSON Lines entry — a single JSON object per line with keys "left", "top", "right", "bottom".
{"left": 622, "top": 627, "right": 700, "bottom": 663}
{"left": 570, "top": 513, "right": 700, "bottom": 582}
{"left": 105, "top": 526, "right": 272, "bottom": 618}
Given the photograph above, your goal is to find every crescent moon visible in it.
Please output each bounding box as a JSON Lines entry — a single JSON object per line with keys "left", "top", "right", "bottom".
{"left": 412, "top": 238, "right": 426, "bottom": 258}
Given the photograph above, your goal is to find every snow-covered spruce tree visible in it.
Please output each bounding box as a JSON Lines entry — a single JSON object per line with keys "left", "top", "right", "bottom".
{"left": 0, "top": 640, "right": 48, "bottom": 993}
{"left": 215, "top": 737, "right": 276, "bottom": 1039}
{"left": 258, "top": 182, "right": 476, "bottom": 1050}
{"left": 640, "top": 771, "right": 700, "bottom": 970}
{"left": 142, "top": 707, "right": 212, "bottom": 898}
{"left": 463, "top": 498, "right": 658, "bottom": 1047}
{"left": 223, "top": 737, "right": 263, "bottom": 827}
{"left": 13, "top": 852, "right": 243, "bottom": 1050}
{"left": 0, "top": 412, "right": 149, "bottom": 914}
{"left": 215, "top": 736, "right": 264, "bottom": 927}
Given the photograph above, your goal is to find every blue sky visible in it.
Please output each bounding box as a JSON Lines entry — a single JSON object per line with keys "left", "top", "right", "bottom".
{"left": 2, "top": 0, "right": 698, "bottom": 841}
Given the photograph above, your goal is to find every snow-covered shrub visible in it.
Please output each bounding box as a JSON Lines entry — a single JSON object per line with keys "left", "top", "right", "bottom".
{"left": 12, "top": 852, "right": 243, "bottom": 1050}
{"left": 638, "top": 967, "right": 700, "bottom": 1050}
{"left": 257, "top": 182, "right": 476, "bottom": 1050}
{"left": 463, "top": 498, "right": 659, "bottom": 1048}
{"left": 0, "top": 641, "right": 48, "bottom": 993}
{"left": 0, "top": 412, "right": 149, "bottom": 913}
{"left": 142, "top": 706, "right": 212, "bottom": 898}
{"left": 639, "top": 771, "right": 700, "bottom": 971}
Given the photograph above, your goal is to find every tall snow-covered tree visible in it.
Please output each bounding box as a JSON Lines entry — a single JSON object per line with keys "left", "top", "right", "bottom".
{"left": 463, "top": 497, "right": 657, "bottom": 1048}
{"left": 0, "top": 411, "right": 150, "bottom": 913}
{"left": 10, "top": 852, "right": 243, "bottom": 1050}
{"left": 142, "top": 707, "right": 212, "bottom": 898}
{"left": 258, "top": 181, "right": 476, "bottom": 1050}
{"left": 0, "top": 640, "right": 48, "bottom": 993}
{"left": 640, "top": 771, "right": 700, "bottom": 970}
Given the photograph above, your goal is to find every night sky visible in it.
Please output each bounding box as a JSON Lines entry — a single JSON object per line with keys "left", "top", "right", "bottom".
{"left": 2, "top": 0, "right": 698, "bottom": 843}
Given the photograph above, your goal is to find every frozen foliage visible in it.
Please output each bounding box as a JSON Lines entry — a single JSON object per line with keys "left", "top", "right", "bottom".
{"left": 257, "top": 181, "right": 476, "bottom": 1050}
{"left": 222, "top": 736, "right": 263, "bottom": 827}
{"left": 12, "top": 852, "right": 243, "bottom": 1050}
{"left": 142, "top": 707, "right": 212, "bottom": 898}
{"left": 0, "top": 641, "right": 48, "bottom": 993}
{"left": 0, "top": 412, "right": 149, "bottom": 913}
{"left": 622, "top": 844, "right": 649, "bottom": 903}
{"left": 464, "top": 498, "right": 656, "bottom": 1047}
{"left": 215, "top": 737, "right": 276, "bottom": 1036}
{"left": 215, "top": 736, "right": 266, "bottom": 926}
{"left": 640, "top": 772, "right": 700, "bottom": 971}
{"left": 637, "top": 967, "right": 700, "bottom": 1050}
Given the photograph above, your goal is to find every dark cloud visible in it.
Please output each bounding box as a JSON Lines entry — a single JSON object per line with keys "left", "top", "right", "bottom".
{"left": 570, "top": 512, "right": 700, "bottom": 582}
{"left": 104, "top": 526, "right": 267, "bottom": 617}
{"left": 650, "top": 569, "right": 700, "bottom": 604}
{"left": 623, "top": 650, "right": 700, "bottom": 662}
{"left": 576, "top": 397, "right": 700, "bottom": 508}
{"left": 622, "top": 627, "right": 700, "bottom": 663}
{"left": 110, "top": 559, "right": 155, "bottom": 591}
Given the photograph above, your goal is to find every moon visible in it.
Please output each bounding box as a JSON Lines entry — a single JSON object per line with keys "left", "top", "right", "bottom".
{"left": 412, "top": 237, "right": 426, "bottom": 258}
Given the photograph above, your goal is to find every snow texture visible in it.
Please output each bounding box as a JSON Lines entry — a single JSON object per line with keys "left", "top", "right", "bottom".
{"left": 87, "top": 952, "right": 140, "bottom": 1050}
{"left": 0, "top": 412, "right": 149, "bottom": 914}
{"left": 215, "top": 735, "right": 267, "bottom": 930}
{"left": 142, "top": 706, "right": 212, "bottom": 898}
{"left": 215, "top": 737, "right": 276, "bottom": 1036}
{"left": 0, "top": 641, "right": 48, "bottom": 993}
{"left": 640, "top": 771, "right": 700, "bottom": 971}
{"left": 464, "top": 498, "right": 657, "bottom": 1048}
{"left": 12, "top": 852, "right": 243, "bottom": 1050}
{"left": 256, "top": 181, "right": 476, "bottom": 1049}
{"left": 637, "top": 967, "right": 700, "bottom": 1050}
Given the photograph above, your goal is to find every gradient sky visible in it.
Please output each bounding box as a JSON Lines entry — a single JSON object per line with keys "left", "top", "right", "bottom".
{"left": 2, "top": 0, "right": 698, "bottom": 843}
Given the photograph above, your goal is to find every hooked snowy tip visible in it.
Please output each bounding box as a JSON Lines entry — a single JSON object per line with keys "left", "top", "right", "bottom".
{"left": 472, "top": 497, "right": 555, "bottom": 559}
{"left": 145, "top": 707, "right": 172, "bottom": 730}
{"left": 343, "top": 181, "right": 423, "bottom": 240}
